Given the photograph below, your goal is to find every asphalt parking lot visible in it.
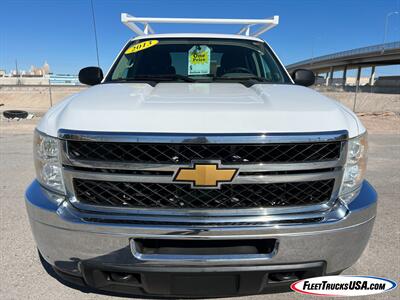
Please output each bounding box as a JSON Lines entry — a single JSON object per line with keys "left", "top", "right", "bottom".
{"left": 0, "top": 120, "right": 399, "bottom": 299}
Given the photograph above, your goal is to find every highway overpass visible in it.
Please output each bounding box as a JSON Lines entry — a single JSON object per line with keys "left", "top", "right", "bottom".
{"left": 286, "top": 42, "right": 400, "bottom": 87}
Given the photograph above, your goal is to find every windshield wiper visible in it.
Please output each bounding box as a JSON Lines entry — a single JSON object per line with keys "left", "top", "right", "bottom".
{"left": 221, "top": 76, "right": 272, "bottom": 82}
{"left": 109, "top": 75, "right": 269, "bottom": 87}
{"left": 212, "top": 76, "right": 273, "bottom": 87}
{"left": 107, "top": 74, "right": 196, "bottom": 86}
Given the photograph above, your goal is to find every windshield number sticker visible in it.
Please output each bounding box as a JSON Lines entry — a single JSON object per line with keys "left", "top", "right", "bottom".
{"left": 188, "top": 45, "right": 211, "bottom": 75}
{"left": 125, "top": 40, "right": 159, "bottom": 54}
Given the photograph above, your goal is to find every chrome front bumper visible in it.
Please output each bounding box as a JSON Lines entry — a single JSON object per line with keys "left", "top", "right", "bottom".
{"left": 26, "top": 179, "right": 377, "bottom": 278}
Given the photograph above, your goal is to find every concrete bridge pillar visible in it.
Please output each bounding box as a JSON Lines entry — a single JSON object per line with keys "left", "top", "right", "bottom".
{"left": 326, "top": 67, "right": 334, "bottom": 86}
{"left": 342, "top": 66, "right": 348, "bottom": 89}
{"left": 369, "top": 66, "right": 376, "bottom": 86}
{"left": 355, "top": 66, "right": 362, "bottom": 90}
{"left": 356, "top": 66, "right": 361, "bottom": 86}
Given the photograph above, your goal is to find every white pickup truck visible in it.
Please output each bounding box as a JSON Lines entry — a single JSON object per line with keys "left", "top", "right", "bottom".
{"left": 25, "top": 14, "right": 377, "bottom": 297}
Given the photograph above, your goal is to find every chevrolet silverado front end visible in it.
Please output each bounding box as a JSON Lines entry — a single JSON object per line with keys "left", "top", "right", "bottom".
{"left": 25, "top": 16, "right": 377, "bottom": 297}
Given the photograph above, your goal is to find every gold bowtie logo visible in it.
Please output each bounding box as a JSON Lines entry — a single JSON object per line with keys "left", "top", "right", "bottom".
{"left": 174, "top": 163, "right": 238, "bottom": 188}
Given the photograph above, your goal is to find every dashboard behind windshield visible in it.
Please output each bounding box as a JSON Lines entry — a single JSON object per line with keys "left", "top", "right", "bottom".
{"left": 105, "top": 38, "right": 291, "bottom": 84}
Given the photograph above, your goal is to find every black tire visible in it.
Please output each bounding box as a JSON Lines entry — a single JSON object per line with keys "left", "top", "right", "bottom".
{"left": 3, "top": 110, "right": 29, "bottom": 119}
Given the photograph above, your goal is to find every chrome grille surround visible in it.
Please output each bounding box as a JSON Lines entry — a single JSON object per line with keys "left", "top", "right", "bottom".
{"left": 59, "top": 129, "right": 348, "bottom": 223}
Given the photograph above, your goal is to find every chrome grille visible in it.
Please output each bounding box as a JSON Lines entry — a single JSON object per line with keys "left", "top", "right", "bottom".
{"left": 66, "top": 141, "right": 342, "bottom": 164}
{"left": 73, "top": 178, "right": 335, "bottom": 209}
{"left": 60, "top": 130, "right": 347, "bottom": 220}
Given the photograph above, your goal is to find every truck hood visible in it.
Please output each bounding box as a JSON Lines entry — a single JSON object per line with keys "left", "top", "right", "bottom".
{"left": 39, "top": 82, "right": 363, "bottom": 138}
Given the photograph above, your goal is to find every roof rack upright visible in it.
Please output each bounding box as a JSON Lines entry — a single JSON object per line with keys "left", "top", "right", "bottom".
{"left": 121, "top": 13, "right": 279, "bottom": 37}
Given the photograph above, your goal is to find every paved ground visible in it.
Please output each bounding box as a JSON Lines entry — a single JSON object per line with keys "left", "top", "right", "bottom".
{"left": 0, "top": 119, "right": 399, "bottom": 300}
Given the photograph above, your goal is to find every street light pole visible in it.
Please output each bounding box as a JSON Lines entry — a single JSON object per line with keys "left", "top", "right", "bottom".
{"left": 382, "top": 11, "right": 399, "bottom": 53}
{"left": 310, "top": 36, "right": 321, "bottom": 65}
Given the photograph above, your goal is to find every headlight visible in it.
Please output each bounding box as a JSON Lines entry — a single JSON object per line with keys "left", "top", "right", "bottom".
{"left": 34, "top": 130, "right": 65, "bottom": 194}
{"left": 339, "top": 132, "right": 368, "bottom": 204}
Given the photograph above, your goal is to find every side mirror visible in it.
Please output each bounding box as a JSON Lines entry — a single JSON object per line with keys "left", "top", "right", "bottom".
{"left": 291, "top": 69, "right": 315, "bottom": 87}
{"left": 79, "top": 67, "right": 103, "bottom": 85}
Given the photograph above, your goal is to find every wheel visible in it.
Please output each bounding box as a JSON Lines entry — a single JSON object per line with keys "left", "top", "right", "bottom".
{"left": 3, "top": 110, "right": 29, "bottom": 119}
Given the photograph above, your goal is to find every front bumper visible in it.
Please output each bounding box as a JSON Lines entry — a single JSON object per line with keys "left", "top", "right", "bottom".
{"left": 25, "top": 180, "right": 377, "bottom": 297}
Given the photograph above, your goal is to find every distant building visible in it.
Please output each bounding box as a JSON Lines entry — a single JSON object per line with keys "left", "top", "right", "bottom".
{"left": 0, "top": 61, "right": 80, "bottom": 85}
{"left": 28, "top": 61, "right": 51, "bottom": 76}
{"left": 43, "top": 61, "right": 50, "bottom": 74}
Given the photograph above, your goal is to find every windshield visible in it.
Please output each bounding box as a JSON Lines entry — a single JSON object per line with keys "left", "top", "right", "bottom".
{"left": 105, "top": 38, "right": 291, "bottom": 84}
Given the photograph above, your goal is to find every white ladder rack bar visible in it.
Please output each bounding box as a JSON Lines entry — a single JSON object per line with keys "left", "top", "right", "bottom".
{"left": 121, "top": 13, "right": 279, "bottom": 37}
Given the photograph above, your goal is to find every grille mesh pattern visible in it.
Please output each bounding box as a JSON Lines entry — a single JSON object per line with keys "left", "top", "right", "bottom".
{"left": 67, "top": 141, "right": 342, "bottom": 164}
{"left": 73, "top": 179, "right": 335, "bottom": 209}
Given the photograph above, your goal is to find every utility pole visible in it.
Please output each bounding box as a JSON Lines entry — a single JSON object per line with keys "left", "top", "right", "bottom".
{"left": 15, "top": 59, "right": 20, "bottom": 85}
{"left": 90, "top": 0, "right": 100, "bottom": 68}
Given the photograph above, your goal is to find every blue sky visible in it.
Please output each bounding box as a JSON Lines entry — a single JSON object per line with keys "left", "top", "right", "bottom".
{"left": 1, "top": 0, "right": 399, "bottom": 75}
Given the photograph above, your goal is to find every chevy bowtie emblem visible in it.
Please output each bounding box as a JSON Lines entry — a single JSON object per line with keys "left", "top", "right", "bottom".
{"left": 174, "top": 162, "right": 238, "bottom": 188}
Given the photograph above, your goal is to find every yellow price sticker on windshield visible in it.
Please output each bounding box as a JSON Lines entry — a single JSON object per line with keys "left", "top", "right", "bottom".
{"left": 189, "top": 50, "right": 209, "bottom": 65}
{"left": 125, "top": 40, "right": 159, "bottom": 54}
{"left": 188, "top": 45, "right": 211, "bottom": 75}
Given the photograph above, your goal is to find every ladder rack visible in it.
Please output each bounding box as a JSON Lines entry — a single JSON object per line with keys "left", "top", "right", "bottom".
{"left": 121, "top": 13, "right": 279, "bottom": 37}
